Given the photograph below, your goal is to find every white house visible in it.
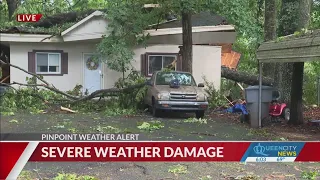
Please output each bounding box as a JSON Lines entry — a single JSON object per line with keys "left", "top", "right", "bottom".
{"left": 0, "top": 10, "right": 237, "bottom": 93}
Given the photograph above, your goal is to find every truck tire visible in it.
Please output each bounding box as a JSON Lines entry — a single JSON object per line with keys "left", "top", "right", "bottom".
{"left": 195, "top": 111, "right": 205, "bottom": 119}
{"left": 152, "top": 102, "right": 160, "bottom": 117}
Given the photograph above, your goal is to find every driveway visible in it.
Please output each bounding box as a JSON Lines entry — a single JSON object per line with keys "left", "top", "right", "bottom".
{"left": 1, "top": 111, "right": 319, "bottom": 180}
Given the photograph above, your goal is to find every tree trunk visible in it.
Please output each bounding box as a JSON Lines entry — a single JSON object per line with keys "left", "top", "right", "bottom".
{"left": 262, "top": 0, "right": 277, "bottom": 78}
{"left": 276, "top": 0, "right": 299, "bottom": 103}
{"left": 181, "top": 11, "right": 193, "bottom": 73}
{"left": 288, "top": 0, "right": 312, "bottom": 125}
{"left": 288, "top": 62, "right": 304, "bottom": 125}
{"left": 221, "top": 67, "right": 273, "bottom": 86}
{"left": 264, "top": 0, "right": 277, "bottom": 42}
{"left": 6, "top": 0, "right": 19, "bottom": 20}
{"left": 297, "top": 0, "right": 312, "bottom": 29}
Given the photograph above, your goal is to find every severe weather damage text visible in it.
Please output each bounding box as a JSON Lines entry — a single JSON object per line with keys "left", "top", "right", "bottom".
{"left": 41, "top": 146, "right": 224, "bottom": 158}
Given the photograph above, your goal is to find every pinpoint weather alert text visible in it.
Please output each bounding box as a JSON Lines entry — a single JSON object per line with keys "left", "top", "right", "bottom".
{"left": 41, "top": 133, "right": 140, "bottom": 141}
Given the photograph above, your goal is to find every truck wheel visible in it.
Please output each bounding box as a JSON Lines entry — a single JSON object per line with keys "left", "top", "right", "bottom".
{"left": 152, "top": 103, "right": 160, "bottom": 117}
{"left": 281, "top": 108, "right": 290, "bottom": 122}
{"left": 195, "top": 111, "right": 205, "bottom": 119}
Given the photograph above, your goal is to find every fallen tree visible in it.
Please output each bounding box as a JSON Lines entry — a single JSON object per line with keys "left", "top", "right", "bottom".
{"left": 221, "top": 66, "right": 273, "bottom": 86}
{"left": 0, "top": 59, "right": 146, "bottom": 110}
{"left": 0, "top": 58, "right": 273, "bottom": 110}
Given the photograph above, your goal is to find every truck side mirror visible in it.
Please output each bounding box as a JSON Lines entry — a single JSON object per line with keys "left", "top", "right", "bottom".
{"left": 198, "top": 83, "right": 205, "bottom": 87}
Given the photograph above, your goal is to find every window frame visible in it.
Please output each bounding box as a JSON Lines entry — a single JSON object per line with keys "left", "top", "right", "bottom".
{"left": 146, "top": 53, "right": 178, "bottom": 76}
{"left": 35, "top": 52, "right": 62, "bottom": 74}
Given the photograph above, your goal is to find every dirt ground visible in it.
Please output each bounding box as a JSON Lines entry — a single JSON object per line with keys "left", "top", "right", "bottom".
{"left": 1, "top": 111, "right": 320, "bottom": 180}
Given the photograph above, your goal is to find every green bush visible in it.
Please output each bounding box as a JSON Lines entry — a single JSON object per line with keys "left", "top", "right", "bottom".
{"left": 303, "top": 61, "right": 320, "bottom": 105}
{"left": 203, "top": 77, "right": 225, "bottom": 108}
{"left": 114, "top": 70, "right": 147, "bottom": 109}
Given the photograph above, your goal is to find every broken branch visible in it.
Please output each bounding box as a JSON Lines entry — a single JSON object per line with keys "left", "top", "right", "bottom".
{"left": 62, "top": 82, "right": 146, "bottom": 105}
{"left": 0, "top": 59, "right": 49, "bottom": 86}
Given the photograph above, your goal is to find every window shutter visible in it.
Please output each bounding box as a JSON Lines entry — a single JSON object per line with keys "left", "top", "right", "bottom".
{"left": 176, "top": 54, "right": 182, "bottom": 71}
{"left": 140, "top": 54, "right": 147, "bottom": 76}
{"left": 28, "top": 52, "right": 36, "bottom": 73}
{"left": 61, "top": 52, "right": 68, "bottom": 74}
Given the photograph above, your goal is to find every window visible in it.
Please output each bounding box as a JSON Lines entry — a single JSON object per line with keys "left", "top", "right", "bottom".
{"left": 147, "top": 54, "right": 177, "bottom": 76}
{"left": 155, "top": 71, "right": 196, "bottom": 86}
{"left": 36, "top": 53, "right": 61, "bottom": 74}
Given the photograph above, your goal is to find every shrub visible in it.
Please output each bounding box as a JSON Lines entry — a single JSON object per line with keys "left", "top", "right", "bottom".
{"left": 114, "top": 70, "right": 147, "bottom": 109}
{"left": 203, "top": 77, "right": 225, "bottom": 108}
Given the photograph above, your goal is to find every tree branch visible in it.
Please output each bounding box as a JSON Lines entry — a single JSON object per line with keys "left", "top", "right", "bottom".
{"left": 62, "top": 82, "right": 146, "bottom": 105}
{"left": 10, "top": 81, "right": 78, "bottom": 100}
{"left": 0, "top": 59, "right": 79, "bottom": 100}
{"left": 0, "top": 59, "right": 49, "bottom": 86}
{"left": 1, "top": 59, "right": 146, "bottom": 106}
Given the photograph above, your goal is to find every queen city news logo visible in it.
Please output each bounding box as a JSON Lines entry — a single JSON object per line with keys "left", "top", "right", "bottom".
{"left": 253, "top": 143, "right": 297, "bottom": 157}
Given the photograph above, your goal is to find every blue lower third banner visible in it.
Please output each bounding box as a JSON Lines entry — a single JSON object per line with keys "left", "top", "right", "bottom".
{"left": 240, "top": 142, "right": 305, "bottom": 162}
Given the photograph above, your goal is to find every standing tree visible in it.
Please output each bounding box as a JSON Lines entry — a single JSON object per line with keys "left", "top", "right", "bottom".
{"left": 158, "top": 0, "right": 213, "bottom": 73}
{"left": 288, "top": 0, "right": 312, "bottom": 125}
{"left": 277, "top": 0, "right": 299, "bottom": 103}
{"left": 6, "top": 0, "right": 19, "bottom": 20}
{"left": 181, "top": 3, "right": 193, "bottom": 73}
{"left": 262, "top": 0, "right": 278, "bottom": 78}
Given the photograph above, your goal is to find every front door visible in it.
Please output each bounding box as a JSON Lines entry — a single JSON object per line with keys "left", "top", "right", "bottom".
{"left": 83, "top": 53, "right": 102, "bottom": 94}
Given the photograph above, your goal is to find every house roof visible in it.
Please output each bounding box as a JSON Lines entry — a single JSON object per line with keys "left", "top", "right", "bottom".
{"left": 0, "top": 9, "right": 236, "bottom": 44}
{"left": 0, "top": 9, "right": 107, "bottom": 34}
{"left": 61, "top": 10, "right": 104, "bottom": 36}
{"left": 150, "top": 11, "right": 228, "bottom": 29}
{"left": 0, "top": 10, "right": 229, "bottom": 35}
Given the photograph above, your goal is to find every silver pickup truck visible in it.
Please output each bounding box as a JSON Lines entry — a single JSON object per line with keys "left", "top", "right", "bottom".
{"left": 144, "top": 71, "right": 208, "bottom": 118}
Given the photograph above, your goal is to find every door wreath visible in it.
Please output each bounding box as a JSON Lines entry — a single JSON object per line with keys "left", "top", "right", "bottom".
{"left": 86, "top": 57, "right": 99, "bottom": 70}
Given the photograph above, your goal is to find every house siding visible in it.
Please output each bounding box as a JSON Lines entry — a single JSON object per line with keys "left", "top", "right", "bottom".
{"left": 63, "top": 16, "right": 109, "bottom": 42}
{"left": 10, "top": 42, "right": 96, "bottom": 91}
{"left": 9, "top": 43, "right": 221, "bottom": 92}
{"left": 133, "top": 45, "right": 221, "bottom": 89}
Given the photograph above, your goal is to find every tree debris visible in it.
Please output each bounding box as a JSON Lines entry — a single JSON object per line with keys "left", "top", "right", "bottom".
{"left": 0, "top": 59, "right": 146, "bottom": 107}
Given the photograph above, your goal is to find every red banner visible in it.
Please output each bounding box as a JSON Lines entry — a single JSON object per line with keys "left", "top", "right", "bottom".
{"left": 1, "top": 141, "right": 319, "bottom": 180}
{"left": 29, "top": 142, "right": 250, "bottom": 161}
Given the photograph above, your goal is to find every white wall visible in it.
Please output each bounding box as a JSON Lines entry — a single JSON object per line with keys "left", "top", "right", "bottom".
{"left": 10, "top": 43, "right": 221, "bottom": 92}
{"left": 192, "top": 45, "right": 221, "bottom": 90}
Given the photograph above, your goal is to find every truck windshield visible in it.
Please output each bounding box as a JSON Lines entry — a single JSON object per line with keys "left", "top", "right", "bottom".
{"left": 155, "top": 72, "right": 196, "bottom": 86}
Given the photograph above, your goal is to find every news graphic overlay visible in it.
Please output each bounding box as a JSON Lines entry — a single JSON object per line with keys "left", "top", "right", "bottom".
{"left": 16, "top": 14, "right": 42, "bottom": 22}
{"left": 1, "top": 134, "right": 320, "bottom": 180}
{"left": 240, "top": 142, "right": 319, "bottom": 162}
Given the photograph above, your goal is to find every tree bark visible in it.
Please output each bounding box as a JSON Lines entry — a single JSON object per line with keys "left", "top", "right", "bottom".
{"left": 288, "top": 62, "right": 304, "bottom": 125}
{"left": 6, "top": 0, "right": 19, "bottom": 20}
{"left": 221, "top": 67, "right": 273, "bottom": 86}
{"left": 288, "top": 0, "right": 312, "bottom": 125}
{"left": 276, "top": 0, "right": 299, "bottom": 103}
{"left": 181, "top": 11, "right": 193, "bottom": 73}
{"left": 262, "top": 0, "right": 277, "bottom": 78}
{"left": 264, "top": 0, "right": 277, "bottom": 42}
